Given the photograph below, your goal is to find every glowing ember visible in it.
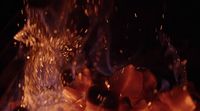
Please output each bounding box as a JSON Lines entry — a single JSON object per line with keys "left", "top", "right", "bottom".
{"left": 111, "top": 65, "right": 196, "bottom": 111}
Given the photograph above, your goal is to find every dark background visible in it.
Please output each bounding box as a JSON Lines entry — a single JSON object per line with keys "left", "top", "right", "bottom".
{"left": 0, "top": 0, "right": 199, "bottom": 99}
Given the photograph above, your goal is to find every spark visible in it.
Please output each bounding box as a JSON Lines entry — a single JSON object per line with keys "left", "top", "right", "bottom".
{"left": 134, "top": 13, "right": 138, "bottom": 18}
{"left": 105, "top": 80, "right": 110, "bottom": 89}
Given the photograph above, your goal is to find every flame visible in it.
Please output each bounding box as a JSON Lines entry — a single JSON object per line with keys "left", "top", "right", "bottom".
{"left": 14, "top": 0, "right": 89, "bottom": 110}
{"left": 4, "top": 0, "right": 197, "bottom": 111}
{"left": 15, "top": 18, "right": 87, "bottom": 111}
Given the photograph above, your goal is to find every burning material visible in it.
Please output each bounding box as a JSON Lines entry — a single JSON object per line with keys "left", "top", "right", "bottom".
{"left": 0, "top": 0, "right": 199, "bottom": 111}
{"left": 111, "top": 65, "right": 196, "bottom": 111}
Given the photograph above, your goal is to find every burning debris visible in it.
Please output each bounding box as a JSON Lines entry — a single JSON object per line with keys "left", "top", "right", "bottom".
{"left": 0, "top": 0, "right": 199, "bottom": 111}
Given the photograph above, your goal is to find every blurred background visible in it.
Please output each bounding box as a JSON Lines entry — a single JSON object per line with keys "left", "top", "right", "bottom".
{"left": 0, "top": 0, "right": 199, "bottom": 101}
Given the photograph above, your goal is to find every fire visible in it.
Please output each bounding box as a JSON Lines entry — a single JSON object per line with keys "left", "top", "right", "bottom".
{"left": 1, "top": 0, "right": 198, "bottom": 111}
{"left": 112, "top": 65, "right": 196, "bottom": 111}
{"left": 15, "top": 19, "right": 87, "bottom": 110}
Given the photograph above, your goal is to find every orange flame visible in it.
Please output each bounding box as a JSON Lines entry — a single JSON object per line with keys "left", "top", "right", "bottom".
{"left": 11, "top": 0, "right": 197, "bottom": 111}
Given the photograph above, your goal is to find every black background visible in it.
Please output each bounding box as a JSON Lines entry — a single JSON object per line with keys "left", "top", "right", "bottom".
{"left": 0, "top": 0, "right": 199, "bottom": 99}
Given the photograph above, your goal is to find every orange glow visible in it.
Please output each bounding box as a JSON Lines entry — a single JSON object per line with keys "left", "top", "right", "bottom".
{"left": 10, "top": 0, "right": 197, "bottom": 110}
